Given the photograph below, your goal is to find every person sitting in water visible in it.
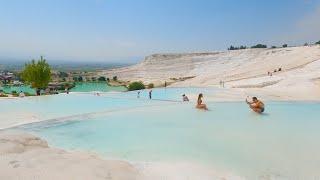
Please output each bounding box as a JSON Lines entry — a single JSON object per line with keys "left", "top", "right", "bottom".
{"left": 246, "top": 96, "right": 265, "bottom": 113}
{"left": 182, "top": 94, "right": 189, "bottom": 102}
{"left": 196, "top": 93, "right": 208, "bottom": 110}
{"left": 19, "top": 91, "right": 25, "bottom": 98}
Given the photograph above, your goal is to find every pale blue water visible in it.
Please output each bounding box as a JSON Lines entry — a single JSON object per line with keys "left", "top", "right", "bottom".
{"left": 4, "top": 88, "right": 320, "bottom": 178}
{"left": 0, "top": 93, "right": 172, "bottom": 122}
{"left": 0, "top": 82, "right": 126, "bottom": 95}
{"left": 0, "top": 85, "right": 36, "bottom": 95}
{"left": 71, "top": 82, "right": 127, "bottom": 92}
{"left": 112, "top": 87, "right": 221, "bottom": 101}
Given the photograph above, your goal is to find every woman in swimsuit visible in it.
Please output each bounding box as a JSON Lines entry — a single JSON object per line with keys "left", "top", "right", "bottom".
{"left": 196, "top": 93, "right": 208, "bottom": 110}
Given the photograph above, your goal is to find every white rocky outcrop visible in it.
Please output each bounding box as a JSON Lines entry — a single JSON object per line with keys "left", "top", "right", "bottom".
{"left": 101, "top": 46, "right": 320, "bottom": 100}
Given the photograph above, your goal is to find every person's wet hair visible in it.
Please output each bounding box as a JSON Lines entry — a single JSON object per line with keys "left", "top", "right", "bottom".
{"left": 252, "top": 97, "right": 258, "bottom": 101}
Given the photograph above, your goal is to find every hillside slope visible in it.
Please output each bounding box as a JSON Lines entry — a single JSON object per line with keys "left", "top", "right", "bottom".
{"left": 101, "top": 46, "right": 320, "bottom": 100}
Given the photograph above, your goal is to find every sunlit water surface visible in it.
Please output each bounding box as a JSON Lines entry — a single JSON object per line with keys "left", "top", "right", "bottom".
{"left": 2, "top": 88, "right": 319, "bottom": 179}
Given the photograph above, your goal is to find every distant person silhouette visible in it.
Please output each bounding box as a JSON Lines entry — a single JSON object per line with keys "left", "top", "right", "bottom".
{"left": 149, "top": 90, "right": 152, "bottom": 99}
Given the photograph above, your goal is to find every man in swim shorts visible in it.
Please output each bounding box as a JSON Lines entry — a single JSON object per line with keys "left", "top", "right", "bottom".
{"left": 246, "top": 97, "right": 265, "bottom": 113}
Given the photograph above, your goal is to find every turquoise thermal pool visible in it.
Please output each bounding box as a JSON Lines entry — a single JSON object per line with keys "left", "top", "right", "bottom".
{"left": 2, "top": 88, "right": 320, "bottom": 178}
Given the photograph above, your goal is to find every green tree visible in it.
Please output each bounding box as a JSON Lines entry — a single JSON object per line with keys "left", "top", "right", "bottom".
{"left": 21, "top": 56, "right": 51, "bottom": 95}
{"left": 73, "top": 76, "right": 78, "bottom": 82}
{"left": 98, "top": 76, "right": 106, "bottom": 81}
{"left": 239, "top": 45, "right": 247, "bottom": 49}
{"left": 148, "top": 83, "right": 154, "bottom": 88}
{"left": 316, "top": 40, "right": 320, "bottom": 45}
{"left": 282, "top": 44, "right": 288, "bottom": 48}
{"left": 58, "top": 71, "right": 68, "bottom": 78}
{"left": 251, "top": 44, "right": 267, "bottom": 48}
{"left": 128, "top": 81, "right": 145, "bottom": 91}
{"left": 228, "top": 45, "right": 235, "bottom": 50}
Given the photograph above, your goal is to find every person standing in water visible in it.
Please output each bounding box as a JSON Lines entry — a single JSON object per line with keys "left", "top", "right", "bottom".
{"left": 65, "top": 88, "right": 69, "bottom": 94}
{"left": 137, "top": 91, "right": 140, "bottom": 98}
{"left": 196, "top": 93, "right": 208, "bottom": 110}
{"left": 246, "top": 96, "right": 265, "bottom": 113}
{"left": 149, "top": 90, "right": 152, "bottom": 99}
{"left": 182, "top": 94, "right": 189, "bottom": 102}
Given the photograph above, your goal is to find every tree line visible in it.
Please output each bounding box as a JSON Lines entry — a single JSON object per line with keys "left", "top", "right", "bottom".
{"left": 228, "top": 40, "right": 320, "bottom": 50}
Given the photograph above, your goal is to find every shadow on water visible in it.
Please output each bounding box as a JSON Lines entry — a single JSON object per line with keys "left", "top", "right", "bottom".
{"left": 261, "top": 112, "right": 270, "bottom": 116}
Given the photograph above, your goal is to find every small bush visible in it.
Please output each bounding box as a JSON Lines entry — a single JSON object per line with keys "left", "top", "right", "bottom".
{"left": 98, "top": 76, "right": 106, "bottom": 81}
{"left": 316, "top": 40, "right": 320, "bottom": 45}
{"left": 228, "top": 45, "right": 246, "bottom": 50}
{"left": 282, "top": 44, "right": 288, "bottom": 48}
{"left": 73, "top": 76, "right": 83, "bottom": 82}
{"left": 24, "top": 92, "right": 34, "bottom": 96}
{"left": 64, "top": 83, "right": 70, "bottom": 88}
{"left": 11, "top": 91, "right": 18, "bottom": 97}
{"left": 148, "top": 83, "right": 154, "bottom": 88}
{"left": 271, "top": 46, "right": 277, "bottom": 49}
{"left": 228, "top": 45, "right": 237, "bottom": 50}
{"left": 251, "top": 44, "right": 267, "bottom": 48}
{"left": 58, "top": 71, "right": 68, "bottom": 78}
{"left": 64, "top": 83, "right": 75, "bottom": 89}
{"left": 304, "top": 43, "right": 308, "bottom": 46}
{"left": 128, "top": 81, "right": 145, "bottom": 91}
{"left": 113, "top": 76, "right": 118, "bottom": 81}
{"left": 0, "top": 94, "right": 8, "bottom": 97}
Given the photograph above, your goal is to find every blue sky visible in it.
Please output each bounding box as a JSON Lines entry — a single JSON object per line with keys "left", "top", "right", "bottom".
{"left": 0, "top": 0, "right": 320, "bottom": 62}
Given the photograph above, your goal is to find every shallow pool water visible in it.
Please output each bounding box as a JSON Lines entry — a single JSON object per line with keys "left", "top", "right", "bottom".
{"left": 15, "top": 94, "right": 320, "bottom": 179}
{"left": 112, "top": 87, "right": 221, "bottom": 101}
{"left": 71, "top": 82, "right": 127, "bottom": 92}
{"left": 0, "top": 85, "right": 36, "bottom": 95}
{"left": 0, "top": 93, "right": 173, "bottom": 127}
